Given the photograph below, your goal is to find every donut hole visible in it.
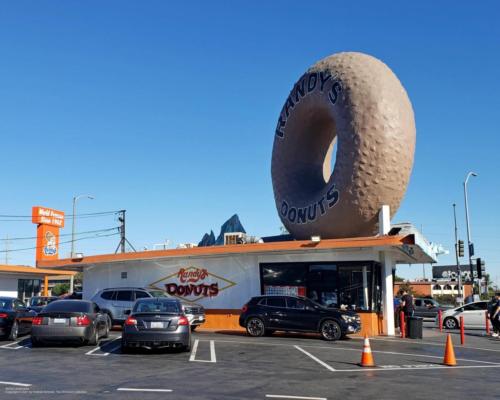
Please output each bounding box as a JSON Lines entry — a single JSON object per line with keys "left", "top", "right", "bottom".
{"left": 322, "top": 137, "right": 338, "bottom": 183}
{"left": 282, "top": 106, "right": 337, "bottom": 196}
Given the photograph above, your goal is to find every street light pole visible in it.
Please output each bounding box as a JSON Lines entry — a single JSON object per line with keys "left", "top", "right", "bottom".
{"left": 452, "top": 203, "right": 462, "bottom": 304}
{"left": 463, "top": 171, "right": 477, "bottom": 293}
{"left": 71, "top": 194, "right": 94, "bottom": 258}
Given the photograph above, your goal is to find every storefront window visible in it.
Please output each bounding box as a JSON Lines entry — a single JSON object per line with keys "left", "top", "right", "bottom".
{"left": 17, "top": 279, "right": 42, "bottom": 302}
{"left": 260, "top": 262, "right": 381, "bottom": 312}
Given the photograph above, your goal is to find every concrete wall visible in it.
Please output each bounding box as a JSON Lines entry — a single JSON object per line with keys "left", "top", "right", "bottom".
{"left": 0, "top": 275, "right": 18, "bottom": 297}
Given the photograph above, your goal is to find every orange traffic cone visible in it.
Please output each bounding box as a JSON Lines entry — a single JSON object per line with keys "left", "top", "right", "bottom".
{"left": 443, "top": 334, "right": 457, "bottom": 366}
{"left": 359, "top": 335, "right": 375, "bottom": 367}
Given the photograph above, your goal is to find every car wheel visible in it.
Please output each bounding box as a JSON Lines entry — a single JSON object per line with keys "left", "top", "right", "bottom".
{"left": 246, "top": 317, "right": 265, "bottom": 337}
{"left": 320, "top": 319, "right": 342, "bottom": 341}
{"left": 88, "top": 329, "right": 99, "bottom": 346}
{"left": 103, "top": 312, "right": 113, "bottom": 328}
{"left": 185, "top": 341, "right": 191, "bottom": 352}
{"left": 102, "top": 323, "right": 110, "bottom": 339}
{"left": 444, "top": 317, "right": 458, "bottom": 330}
{"left": 8, "top": 321, "right": 19, "bottom": 341}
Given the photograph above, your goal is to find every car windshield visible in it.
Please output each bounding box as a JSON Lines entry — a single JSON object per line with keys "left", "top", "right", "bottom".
{"left": 134, "top": 300, "right": 180, "bottom": 314}
{"left": 43, "top": 301, "right": 91, "bottom": 313}
{"left": 30, "top": 297, "right": 56, "bottom": 307}
{"left": 0, "top": 298, "right": 12, "bottom": 309}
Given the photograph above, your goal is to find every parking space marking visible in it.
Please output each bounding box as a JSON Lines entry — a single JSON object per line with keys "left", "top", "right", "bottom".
{"left": 299, "top": 344, "right": 500, "bottom": 365}
{"left": 0, "top": 381, "right": 31, "bottom": 387}
{"left": 189, "top": 339, "right": 216, "bottom": 363}
{"left": 332, "top": 364, "right": 500, "bottom": 372}
{"left": 352, "top": 337, "right": 500, "bottom": 353}
{"left": 86, "top": 336, "right": 121, "bottom": 356}
{"left": 266, "top": 395, "right": 326, "bottom": 400}
{"left": 0, "top": 340, "right": 24, "bottom": 350}
{"left": 117, "top": 388, "right": 173, "bottom": 392}
{"left": 294, "top": 345, "right": 335, "bottom": 371}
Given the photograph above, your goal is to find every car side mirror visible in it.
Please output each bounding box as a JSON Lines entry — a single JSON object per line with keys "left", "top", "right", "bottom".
{"left": 124, "top": 309, "right": 131, "bottom": 315}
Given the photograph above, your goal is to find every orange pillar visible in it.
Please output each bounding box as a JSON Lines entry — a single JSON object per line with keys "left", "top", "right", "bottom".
{"left": 43, "top": 275, "right": 49, "bottom": 296}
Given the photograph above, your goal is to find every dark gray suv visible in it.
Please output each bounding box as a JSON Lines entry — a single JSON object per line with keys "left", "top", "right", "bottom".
{"left": 91, "top": 287, "right": 205, "bottom": 329}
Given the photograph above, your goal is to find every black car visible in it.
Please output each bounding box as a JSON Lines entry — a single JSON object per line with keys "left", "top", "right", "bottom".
{"left": 61, "top": 292, "right": 83, "bottom": 300}
{"left": 31, "top": 300, "right": 109, "bottom": 346}
{"left": 0, "top": 297, "right": 37, "bottom": 340}
{"left": 121, "top": 298, "right": 191, "bottom": 352}
{"left": 239, "top": 295, "right": 361, "bottom": 341}
{"left": 27, "top": 296, "right": 59, "bottom": 313}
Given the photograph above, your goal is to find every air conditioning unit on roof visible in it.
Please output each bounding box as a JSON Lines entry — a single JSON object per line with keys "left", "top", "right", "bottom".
{"left": 224, "top": 232, "right": 263, "bottom": 245}
{"left": 224, "top": 232, "right": 245, "bottom": 245}
{"left": 177, "top": 243, "right": 198, "bottom": 249}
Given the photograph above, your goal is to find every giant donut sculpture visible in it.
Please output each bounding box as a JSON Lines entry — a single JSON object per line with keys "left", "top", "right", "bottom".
{"left": 272, "top": 52, "right": 415, "bottom": 239}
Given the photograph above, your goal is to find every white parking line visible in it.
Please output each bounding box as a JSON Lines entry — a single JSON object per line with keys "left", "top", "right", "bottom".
{"left": 351, "top": 336, "right": 500, "bottom": 353}
{"left": 0, "top": 380, "right": 31, "bottom": 387}
{"left": 86, "top": 336, "right": 121, "bottom": 356}
{"left": 266, "top": 395, "right": 326, "bottom": 400}
{"left": 332, "top": 364, "right": 500, "bottom": 372}
{"left": 299, "top": 344, "right": 500, "bottom": 365}
{"left": 189, "top": 339, "right": 216, "bottom": 363}
{"left": 294, "top": 345, "right": 335, "bottom": 372}
{"left": 0, "top": 341, "right": 23, "bottom": 350}
{"left": 210, "top": 339, "right": 497, "bottom": 367}
{"left": 117, "top": 388, "right": 173, "bottom": 392}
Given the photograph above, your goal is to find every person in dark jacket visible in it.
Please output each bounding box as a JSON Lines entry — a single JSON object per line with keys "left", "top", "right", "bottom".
{"left": 489, "top": 293, "right": 500, "bottom": 337}
{"left": 400, "top": 289, "right": 414, "bottom": 318}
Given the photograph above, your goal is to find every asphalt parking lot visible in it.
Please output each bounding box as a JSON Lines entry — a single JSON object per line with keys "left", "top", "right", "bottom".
{"left": 0, "top": 328, "right": 499, "bottom": 400}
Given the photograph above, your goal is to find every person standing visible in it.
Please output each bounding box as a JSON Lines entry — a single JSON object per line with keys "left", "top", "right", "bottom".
{"left": 400, "top": 289, "right": 414, "bottom": 319}
{"left": 489, "top": 292, "right": 500, "bottom": 337}
{"left": 399, "top": 289, "right": 415, "bottom": 332}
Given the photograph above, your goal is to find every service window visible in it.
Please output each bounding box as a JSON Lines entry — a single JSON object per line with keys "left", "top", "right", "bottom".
{"left": 266, "top": 297, "right": 286, "bottom": 308}
{"left": 116, "top": 291, "right": 133, "bottom": 301}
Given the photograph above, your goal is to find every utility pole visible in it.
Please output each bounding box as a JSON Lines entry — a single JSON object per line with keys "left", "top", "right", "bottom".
{"left": 453, "top": 203, "right": 462, "bottom": 304}
{"left": 115, "top": 210, "right": 136, "bottom": 253}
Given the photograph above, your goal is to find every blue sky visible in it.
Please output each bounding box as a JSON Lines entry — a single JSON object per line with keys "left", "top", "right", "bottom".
{"left": 0, "top": 1, "right": 499, "bottom": 285}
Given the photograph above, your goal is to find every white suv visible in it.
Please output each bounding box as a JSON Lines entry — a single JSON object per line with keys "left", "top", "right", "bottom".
{"left": 91, "top": 287, "right": 205, "bottom": 329}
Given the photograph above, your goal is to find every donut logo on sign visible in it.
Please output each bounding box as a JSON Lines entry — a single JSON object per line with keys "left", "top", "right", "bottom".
{"left": 148, "top": 266, "right": 237, "bottom": 303}
{"left": 271, "top": 52, "right": 416, "bottom": 239}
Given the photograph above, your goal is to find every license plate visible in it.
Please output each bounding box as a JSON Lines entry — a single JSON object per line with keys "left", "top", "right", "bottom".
{"left": 150, "top": 321, "right": 164, "bottom": 329}
{"left": 53, "top": 318, "right": 67, "bottom": 324}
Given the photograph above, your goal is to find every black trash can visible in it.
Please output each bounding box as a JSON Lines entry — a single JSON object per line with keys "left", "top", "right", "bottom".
{"left": 406, "top": 316, "right": 423, "bottom": 339}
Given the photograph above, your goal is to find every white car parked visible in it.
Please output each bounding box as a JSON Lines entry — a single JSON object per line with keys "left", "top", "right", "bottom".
{"left": 437, "top": 301, "right": 488, "bottom": 329}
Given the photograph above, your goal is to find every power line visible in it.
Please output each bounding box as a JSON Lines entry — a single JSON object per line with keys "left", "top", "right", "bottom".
{"left": 0, "top": 231, "right": 120, "bottom": 253}
{"left": 0, "top": 210, "right": 120, "bottom": 221}
{"left": 0, "top": 227, "right": 119, "bottom": 241}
